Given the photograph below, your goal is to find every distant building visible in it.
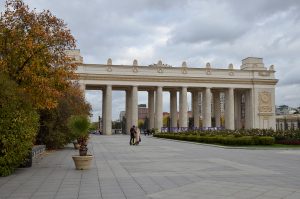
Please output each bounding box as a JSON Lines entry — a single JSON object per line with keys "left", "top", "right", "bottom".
{"left": 276, "top": 114, "right": 300, "bottom": 130}
{"left": 119, "top": 111, "right": 126, "bottom": 121}
{"left": 276, "top": 105, "right": 298, "bottom": 115}
{"left": 138, "top": 104, "right": 148, "bottom": 121}
{"left": 120, "top": 104, "right": 149, "bottom": 122}
{"left": 65, "top": 49, "right": 83, "bottom": 64}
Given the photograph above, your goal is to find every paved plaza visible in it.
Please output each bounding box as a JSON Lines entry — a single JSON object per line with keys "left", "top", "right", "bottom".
{"left": 1, "top": 135, "right": 300, "bottom": 199}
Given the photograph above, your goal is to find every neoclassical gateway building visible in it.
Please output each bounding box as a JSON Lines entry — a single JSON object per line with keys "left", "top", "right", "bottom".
{"left": 70, "top": 50, "right": 278, "bottom": 135}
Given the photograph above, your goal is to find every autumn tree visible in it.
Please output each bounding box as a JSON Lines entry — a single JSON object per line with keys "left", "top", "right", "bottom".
{"left": 0, "top": 0, "right": 91, "bottom": 174}
{"left": 38, "top": 83, "right": 91, "bottom": 149}
{"left": 0, "top": 0, "right": 77, "bottom": 110}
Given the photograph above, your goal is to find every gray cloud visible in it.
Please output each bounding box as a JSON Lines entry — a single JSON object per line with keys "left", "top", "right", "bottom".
{"left": 2, "top": 0, "right": 300, "bottom": 120}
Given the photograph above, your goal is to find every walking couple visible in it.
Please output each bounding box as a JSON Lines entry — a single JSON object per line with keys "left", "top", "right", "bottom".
{"left": 129, "top": 125, "right": 141, "bottom": 145}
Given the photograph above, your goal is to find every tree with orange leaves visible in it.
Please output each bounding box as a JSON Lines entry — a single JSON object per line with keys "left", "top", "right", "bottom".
{"left": 0, "top": 0, "right": 77, "bottom": 110}
{"left": 38, "top": 82, "right": 91, "bottom": 149}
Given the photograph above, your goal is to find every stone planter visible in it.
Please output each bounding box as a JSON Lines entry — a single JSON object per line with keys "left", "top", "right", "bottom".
{"left": 72, "top": 155, "right": 93, "bottom": 170}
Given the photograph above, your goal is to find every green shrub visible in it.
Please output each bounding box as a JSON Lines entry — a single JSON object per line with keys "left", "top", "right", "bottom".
{"left": 256, "top": 136, "right": 275, "bottom": 145}
{"left": 233, "top": 136, "right": 254, "bottom": 145}
{"left": 68, "top": 115, "right": 90, "bottom": 140}
{"left": 0, "top": 75, "right": 39, "bottom": 176}
{"left": 37, "top": 85, "right": 91, "bottom": 149}
{"left": 186, "top": 135, "right": 198, "bottom": 142}
{"left": 154, "top": 132, "right": 275, "bottom": 146}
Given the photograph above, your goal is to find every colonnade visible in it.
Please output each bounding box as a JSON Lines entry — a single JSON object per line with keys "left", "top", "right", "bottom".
{"left": 99, "top": 85, "right": 251, "bottom": 135}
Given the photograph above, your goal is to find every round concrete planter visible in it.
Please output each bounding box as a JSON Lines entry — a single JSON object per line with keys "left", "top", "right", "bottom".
{"left": 72, "top": 155, "right": 93, "bottom": 170}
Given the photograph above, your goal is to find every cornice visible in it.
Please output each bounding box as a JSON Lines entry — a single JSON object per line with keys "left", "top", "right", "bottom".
{"left": 78, "top": 73, "right": 278, "bottom": 85}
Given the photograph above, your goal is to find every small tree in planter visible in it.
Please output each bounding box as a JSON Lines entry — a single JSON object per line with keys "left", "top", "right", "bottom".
{"left": 68, "top": 115, "right": 90, "bottom": 153}
{"left": 68, "top": 115, "right": 93, "bottom": 169}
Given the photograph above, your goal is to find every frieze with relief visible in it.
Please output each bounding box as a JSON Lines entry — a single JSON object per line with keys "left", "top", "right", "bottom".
{"left": 258, "top": 91, "right": 272, "bottom": 112}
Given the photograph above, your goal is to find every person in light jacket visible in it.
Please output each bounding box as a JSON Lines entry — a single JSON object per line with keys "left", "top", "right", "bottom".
{"left": 135, "top": 127, "right": 141, "bottom": 145}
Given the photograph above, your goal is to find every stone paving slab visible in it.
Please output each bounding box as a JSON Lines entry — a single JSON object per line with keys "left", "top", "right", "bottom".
{"left": 1, "top": 135, "right": 300, "bottom": 199}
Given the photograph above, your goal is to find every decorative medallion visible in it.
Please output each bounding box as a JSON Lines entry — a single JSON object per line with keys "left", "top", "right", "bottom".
{"left": 206, "top": 62, "right": 211, "bottom": 75}
{"left": 107, "top": 66, "right": 112, "bottom": 72}
{"left": 107, "top": 58, "right": 112, "bottom": 72}
{"left": 133, "top": 67, "right": 138, "bottom": 73}
{"left": 228, "top": 63, "right": 234, "bottom": 76}
{"left": 258, "top": 91, "right": 272, "bottom": 112}
{"left": 181, "top": 61, "right": 188, "bottom": 74}
{"left": 132, "top": 59, "right": 138, "bottom": 73}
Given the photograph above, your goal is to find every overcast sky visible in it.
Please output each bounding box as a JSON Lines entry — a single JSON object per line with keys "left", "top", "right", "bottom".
{"left": 2, "top": 0, "right": 300, "bottom": 121}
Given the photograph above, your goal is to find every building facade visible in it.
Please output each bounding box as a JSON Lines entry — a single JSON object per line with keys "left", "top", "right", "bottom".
{"left": 74, "top": 50, "right": 278, "bottom": 135}
{"left": 276, "top": 114, "right": 300, "bottom": 130}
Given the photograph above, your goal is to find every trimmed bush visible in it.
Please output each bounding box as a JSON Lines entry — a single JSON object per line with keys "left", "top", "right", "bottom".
{"left": 154, "top": 133, "right": 274, "bottom": 146}
{"left": 0, "top": 75, "right": 39, "bottom": 176}
{"left": 253, "top": 136, "right": 275, "bottom": 145}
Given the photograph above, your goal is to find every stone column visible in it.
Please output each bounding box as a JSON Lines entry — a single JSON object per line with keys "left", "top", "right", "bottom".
{"left": 148, "top": 90, "right": 155, "bottom": 129}
{"left": 244, "top": 89, "right": 253, "bottom": 129}
{"left": 203, "top": 87, "right": 212, "bottom": 128}
{"left": 131, "top": 86, "right": 138, "bottom": 127}
{"left": 170, "top": 90, "right": 177, "bottom": 128}
{"left": 126, "top": 89, "right": 132, "bottom": 134}
{"left": 234, "top": 91, "right": 242, "bottom": 129}
{"left": 179, "top": 87, "right": 188, "bottom": 128}
{"left": 104, "top": 85, "right": 112, "bottom": 135}
{"left": 102, "top": 89, "right": 106, "bottom": 133}
{"left": 225, "top": 87, "right": 235, "bottom": 130}
{"left": 192, "top": 91, "right": 200, "bottom": 128}
{"left": 214, "top": 91, "right": 221, "bottom": 127}
{"left": 155, "top": 86, "right": 163, "bottom": 131}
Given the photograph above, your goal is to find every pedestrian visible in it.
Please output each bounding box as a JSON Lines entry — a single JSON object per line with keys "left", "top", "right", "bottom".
{"left": 129, "top": 125, "right": 136, "bottom": 145}
{"left": 135, "top": 126, "right": 141, "bottom": 145}
{"left": 146, "top": 129, "right": 150, "bottom": 136}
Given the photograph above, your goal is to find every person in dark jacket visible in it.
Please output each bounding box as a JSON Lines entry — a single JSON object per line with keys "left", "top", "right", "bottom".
{"left": 129, "top": 125, "right": 136, "bottom": 145}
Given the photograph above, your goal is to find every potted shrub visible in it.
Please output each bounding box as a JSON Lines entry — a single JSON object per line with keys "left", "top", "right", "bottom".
{"left": 68, "top": 115, "right": 93, "bottom": 170}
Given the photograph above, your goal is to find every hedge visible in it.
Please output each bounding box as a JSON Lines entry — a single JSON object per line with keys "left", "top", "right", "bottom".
{"left": 0, "top": 75, "right": 39, "bottom": 176}
{"left": 161, "top": 129, "right": 300, "bottom": 144}
{"left": 154, "top": 133, "right": 275, "bottom": 146}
